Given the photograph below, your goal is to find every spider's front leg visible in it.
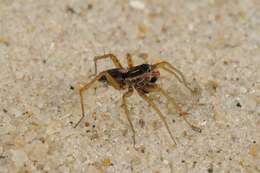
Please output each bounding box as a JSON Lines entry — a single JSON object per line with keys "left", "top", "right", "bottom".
{"left": 136, "top": 89, "right": 177, "bottom": 146}
{"left": 74, "top": 71, "right": 121, "bottom": 128}
{"left": 151, "top": 61, "right": 195, "bottom": 94}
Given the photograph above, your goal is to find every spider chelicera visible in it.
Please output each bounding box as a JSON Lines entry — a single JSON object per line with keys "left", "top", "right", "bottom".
{"left": 74, "top": 53, "right": 201, "bottom": 147}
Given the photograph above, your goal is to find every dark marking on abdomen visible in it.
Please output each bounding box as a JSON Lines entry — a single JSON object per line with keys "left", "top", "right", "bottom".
{"left": 99, "top": 68, "right": 126, "bottom": 84}
{"left": 125, "top": 64, "right": 151, "bottom": 78}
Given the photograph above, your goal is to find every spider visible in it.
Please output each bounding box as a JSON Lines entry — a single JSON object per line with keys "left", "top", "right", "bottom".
{"left": 74, "top": 53, "right": 201, "bottom": 147}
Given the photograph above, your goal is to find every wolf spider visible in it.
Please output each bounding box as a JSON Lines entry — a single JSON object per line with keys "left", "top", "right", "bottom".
{"left": 74, "top": 53, "right": 201, "bottom": 147}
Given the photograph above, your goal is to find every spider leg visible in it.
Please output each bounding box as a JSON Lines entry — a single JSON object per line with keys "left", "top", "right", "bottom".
{"left": 74, "top": 71, "right": 121, "bottom": 128}
{"left": 122, "top": 87, "right": 136, "bottom": 147}
{"left": 94, "top": 53, "right": 123, "bottom": 75}
{"left": 145, "top": 85, "right": 201, "bottom": 133}
{"left": 126, "top": 53, "right": 134, "bottom": 68}
{"left": 152, "top": 61, "right": 194, "bottom": 93}
{"left": 136, "top": 89, "right": 177, "bottom": 146}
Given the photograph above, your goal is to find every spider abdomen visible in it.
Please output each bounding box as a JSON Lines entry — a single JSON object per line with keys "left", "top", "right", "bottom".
{"left": 98, "top": 68, "right": 127, "bottom": 85}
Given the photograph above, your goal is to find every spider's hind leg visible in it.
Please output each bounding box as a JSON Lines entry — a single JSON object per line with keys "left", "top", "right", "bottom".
{"left": 136, "top": 89, "right": 177, "bottom": 146}
{"left": 145, "top": 85, "right": 201, "bottom": 133}
{"left": 122, "top": 87, "right": 136, "bottom": 148}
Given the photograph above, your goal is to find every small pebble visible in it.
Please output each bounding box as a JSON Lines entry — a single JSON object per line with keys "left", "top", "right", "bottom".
{"left": 236, "top": 102, "right": 242, "bottom": 108}
{"left": 129, "top": 0, "right": 145, "bottom": 10}
{"left": 240, "top": 87, "right": 247, "bottom": 93}
{"left": 11, "top": 149, "right": 28, "bottom": 167}
{"left": 66, "top": 6, "right": 76, "bottom": 14}
{"left": 28, "top": 141, "right": 49, "bottom": 161}
{"left": 208, "top": 168, "right": 213, "bottom": 173}
{"left": 96, "top": 102, "right": 102, "bottom": 107}
{"left": 13, "top": 109, "right": 23, "bottom": 117}
{"left": 249, "top": 144, "right": 258, "bottom": 157}
{"left": 102, "top": 158, "right": 112, "bottom": 167}
{"left": 88, "top": 4, "right": 93, "bottom": 10}
{"left": 163, "top": 159, "right": 169, "bottom": 165}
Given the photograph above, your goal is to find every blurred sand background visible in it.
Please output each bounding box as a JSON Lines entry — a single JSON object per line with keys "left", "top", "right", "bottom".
{"left": 0, "top": 0, "right": 260, "bottom": 172}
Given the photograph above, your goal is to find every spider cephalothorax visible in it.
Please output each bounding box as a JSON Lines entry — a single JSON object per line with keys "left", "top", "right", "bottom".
{"left": 74, "top": 53, "right": 201, "bottom": 148}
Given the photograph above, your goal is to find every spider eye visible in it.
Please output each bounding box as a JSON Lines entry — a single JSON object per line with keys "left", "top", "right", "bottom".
{"left": 140, "top": 64, "right": 151, "bottom": 72}
{"left": 150, "top": 77, "right": 157, "bottom": 83}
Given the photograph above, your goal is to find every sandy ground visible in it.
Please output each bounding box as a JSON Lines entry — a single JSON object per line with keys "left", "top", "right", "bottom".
{"left": 0, "top": 0, "right": 260, "bottom": 173}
